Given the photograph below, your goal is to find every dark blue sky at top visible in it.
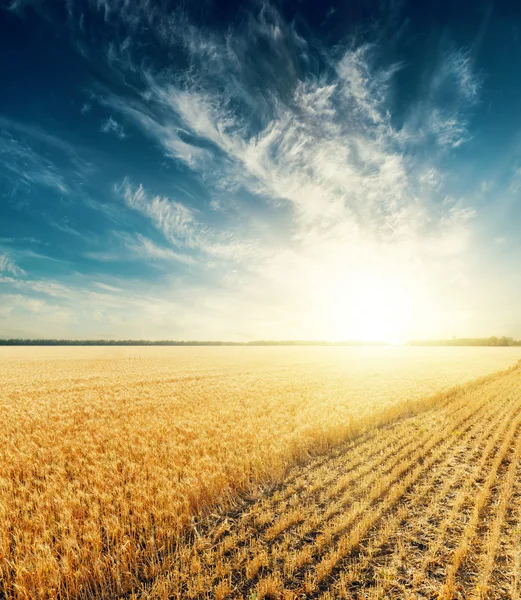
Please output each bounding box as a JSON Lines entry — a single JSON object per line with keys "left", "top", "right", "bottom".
{"left": 1, "top": 0, "right": 521, "bottom": 339}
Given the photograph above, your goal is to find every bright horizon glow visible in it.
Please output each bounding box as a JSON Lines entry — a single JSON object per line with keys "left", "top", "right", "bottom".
{"left": 315, "top": 269, "right": 417, "bottom": 345}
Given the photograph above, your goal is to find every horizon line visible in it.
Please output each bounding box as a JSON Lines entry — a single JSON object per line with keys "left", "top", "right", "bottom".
{"left": 1, "top": 336, "right": 520, "bottom": 347}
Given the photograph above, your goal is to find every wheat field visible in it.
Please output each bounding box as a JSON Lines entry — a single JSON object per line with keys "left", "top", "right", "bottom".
{"left": 2, "top": 346, "right": 521, "bottom": 599}
{"left": 138, "top": 362, "right": 521, "bottom": 600}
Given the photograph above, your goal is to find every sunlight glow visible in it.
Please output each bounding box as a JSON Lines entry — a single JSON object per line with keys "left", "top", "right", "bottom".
{"left": 317, "top": 268, "right": 417, "bottom": 344}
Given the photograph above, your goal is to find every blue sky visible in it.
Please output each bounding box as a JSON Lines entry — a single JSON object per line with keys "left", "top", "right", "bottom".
{"left": 1, "top": 0, "right": 521, "bottom": 341}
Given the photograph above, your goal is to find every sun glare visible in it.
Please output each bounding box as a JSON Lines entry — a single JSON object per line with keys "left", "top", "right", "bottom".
{"left": 318, "top": 270, "right": 416, "bottom": 344}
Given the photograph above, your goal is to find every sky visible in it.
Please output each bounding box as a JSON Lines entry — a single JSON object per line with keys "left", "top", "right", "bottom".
{"left": 1, "top": 0, "right": 521, "bottom": 342}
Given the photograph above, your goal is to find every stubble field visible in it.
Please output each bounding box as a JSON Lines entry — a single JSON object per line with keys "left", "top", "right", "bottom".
{"left": 1, "top": 346, "right": 521, "bottom": 599}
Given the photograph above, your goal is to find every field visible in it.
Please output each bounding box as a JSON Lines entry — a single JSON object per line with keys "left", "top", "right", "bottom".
{"left": 2, "top": 347, "right": 521, "bottom": 599}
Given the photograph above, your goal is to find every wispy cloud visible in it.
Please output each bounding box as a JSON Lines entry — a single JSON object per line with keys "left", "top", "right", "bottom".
{"left": 100, "top": 92, "right": 210, "bottom": 167}
{"left": 0, "top": 131, "right": 70, "bottom": 195}
{"left": 4, "top": 0, "right": 36, "bottom": 13}
{"left": 84, "top": 231, "right": 195, "bottom": 265}
{"left": 119, "top": 180, "right": 198, "bottom": 245}
{"left": 0, "top": 117, "right": 97, "bottom": 203}
{"left": 433, "top": 50, "right": 480, "bottom": 102}
{"left": 0, "top": 252, "right": 25, "bottom": 277}
{"left": 404, "top": 49, "right": 480, "bottom": 150}
{"left": 51, "top": 221, "right": 85, "bottom": 238}
{"left": 0, "top": 116, "right": 85, "bottom": 157}
{"left": 117, "top": 178, "right": 257, "bottom": 260}
{"left": 101, "top": 116, "right": 126, "bottom": 139}
{"left": 508, "top": 167, "right": 521, "bottom": 193}
{"left": 95, "top": 8, "right": 479, "bottom": 252}
{"left": 92, "top": 281, "right": 123, "bottom": 293}
{"left": 120, "top": 232, "right": 195, "bottom": 264}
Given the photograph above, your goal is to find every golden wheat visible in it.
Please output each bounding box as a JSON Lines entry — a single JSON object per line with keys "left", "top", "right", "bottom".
{"left": 1, "top": 346, "right": 521, "bottom": 599}
{"left": 136, "top": 364, "right": 521, "bottom": 600}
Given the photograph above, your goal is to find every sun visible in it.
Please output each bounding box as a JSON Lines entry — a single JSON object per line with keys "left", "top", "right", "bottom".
{"left": 317, "top": 271, "right": 416, "bottom": 344}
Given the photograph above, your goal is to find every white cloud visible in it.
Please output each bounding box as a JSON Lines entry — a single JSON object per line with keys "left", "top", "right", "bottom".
{"left": 0, "top": 118, "right": 95, "bottom": 201}
{"left": 85, "top": 232, "right": 196, "bottom": 265}
{"left": 0, "top": 116, "right": 83, "bottom": 157}
{"left": 508, "top": 167, "right": 521, "bottom": 193}
{"left": 101, "top": 116, "right": 126, "bottom": 138}
{"left": 51, "top": 222, "right": 84, "bottom": 237}
{"left": 121, "top": 233, "right": 195, "bottom": 264}
{"left": 93, "top": 281, "right": 123, "bottom": 292}
{"left": 428, "top": 109, "right": 469, "bottom": 149}
{"left": 135, "top": 61, "right": 410, "bottom": 235}
{"left": 103, "top": 31, "right": 479, "bottom": 258}
{"left": 83, "top": 251, "right": 122, "bottom": 262}
{"left": 480, "top": 180, "right": 492, "bottom": 194}
{"left": 0, "top": 131, "right": 70, "bottom": 194}
{"left": 433, "top": 50, "right": 480, "bottom": 102}
{"left": 419, "top": 50, "right": 480, "bottom": 150}
{"left": 120, "top": 180, "right": 197, "bottom": 243}
{"left": 101, "top": 91, "right": 210, "bottom": 166}
{"left": 0, "top": 253, "right": 25, "bottom": 277}
{"left": 117, "top": 178, "right": 257, "bottom": 260}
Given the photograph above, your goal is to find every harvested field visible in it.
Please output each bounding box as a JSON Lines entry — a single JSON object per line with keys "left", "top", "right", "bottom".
{"left": 134, "top": 363, "right": 521, "bottom": 600}
{"left": 1, "top": 347, "right": 521, "bottom": 599}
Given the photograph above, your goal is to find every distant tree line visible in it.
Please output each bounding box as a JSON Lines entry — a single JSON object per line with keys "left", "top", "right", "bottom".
{"left": 407, "top": 337, "right": 521, "bottom": 347}
{"left": 1, "top": 337, "right": 520, "bottom": 346}
{"left": 0, "top": 339, "right": 244, "bottom": 346}
{"left": 0, "top": 339, "right": 390, "bottom": 346}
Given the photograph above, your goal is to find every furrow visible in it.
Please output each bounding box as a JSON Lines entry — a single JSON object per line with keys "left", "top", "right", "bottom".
{"left": 503, "top": 458, "right": 521, "bottom": 600}
{"left": 251, "top": 379, "right": 499, "bottom": 598}
{"left": 510, "top": 472, "right": 521, "bottom": 600}
{"left": 437, "top": 403, "right": 521, "bottom": 600}
{"left": 281, "top": 385, "right": 495, "bottom": 547}
{"left": 323, "top": 384, "right": 515, "bottom": 599}
{"left": 466, "top": 433, "right": 521, "bottom": 599}
{"left": 407, "top": 377, "right": 520, "bottom": 597}
{"left": 299, "top": 383, "right": 514, "bottom": 599}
